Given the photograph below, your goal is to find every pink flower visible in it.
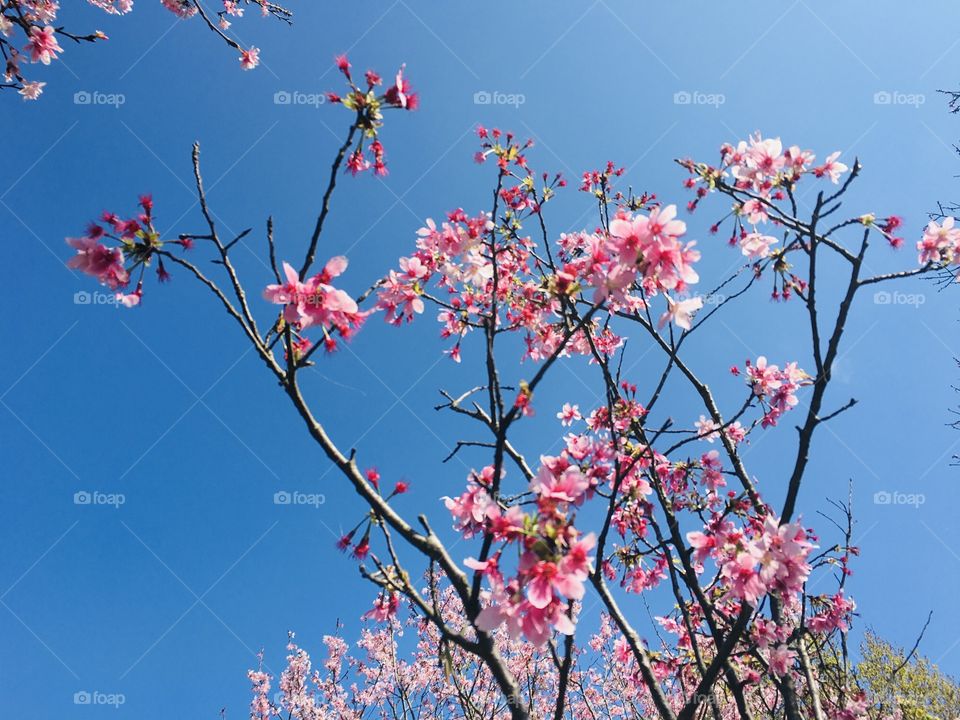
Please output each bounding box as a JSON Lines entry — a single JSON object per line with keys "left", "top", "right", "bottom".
{"left": 352, "top": 538, "right": 369, "bottom": 560}
{"left": 443, "top": 481, "right": 496, "bottom": 538}
{"left": 346, "top": 149, "right": 370, "bottom": 175}
{"left": 721, "top": 551, "right": 767, "bottom": 605}
{"left": 523, "top": 559, "right": 574, "bottom": 608}
{"left": 686, "top": 530, "right": 717, "bottom": 566}
{"left": 814, "top": 151, "right": 848, "bottom": 184}
{"left": 223, "top": 0, "right": 244, "bottom": 16}
{"left": 398, "top": 255, "right": 428, "bottom": 279}
{"left": 160, "top": 0, "right": 199, "bottom": 18}
{"left": 116, "top": 285, "right": 143, "bottom": 308}
{"left": 918, "top": 216, "right": 960, "bottom": 265}
{"left": 746, "top": 356, "right": 810, "bottom": 426}
{"left": 384, "top": 65, "right": 417, "bottom": 110}
{"left": 377, "top": 269, "right": 425, "bottom": 324}
{"left": 18, "top": 81, "right": 45, "bottom": 100}
{"left": 740, "top": 232, "right": 777, "bottom": 259}
{"left": 531, "top": 463, "right": 589, "bottom": 505}
{"left": 66, "top": 236, "right": 129, "bottom": 289}
{"left": 808, "top": 592, "right": 857, "bottom": 634}
{"left": 556, "top": 403, "right": 581, "bottom": 427}
{"left": 694, "top": 415, "right": 720, "bottom": 442}
{"left": 560, "top": 533, "right": 596, "bottom": 580}
{"left": 658, "top": 294, "right": 703, "bottom": 331}
{"left": 263, "top": 259, "right": 367, "bottom": 341}
{"left": 748, "top": 356, "right": 781, "bottom": 395}
{"left": 363, "top": 592, "right": 399, "bottom": 622}
{"left": 752, "top": 515, "right": 813, "bottom": 597}
{"left": 741, "top": 199, "right": 769, "bottom": 225}
{"left": 478, "top": 587, "right": 577, "bottom": 647}
{"left": 239, "top": 47, "right": 260, "bottom": 70}
{"left": 335, "top": 531, "right": 354, "bottom": 552}
{"left": 25, "top": 26, "right": 62, "bottom": 65}
{"left": 263, "top": 262, "right": 304, "bottom": 310}
{"left": 747, "top": 136, "right": 785, "bottom": 176}
{"left": 602, "top": 205, "right": 701, "bottom": 299}
{"left": 724, "top": 421, "right": 746, "bottom": 445}
{"left": 765, "top": 644, "right": 796, "bottom": 677}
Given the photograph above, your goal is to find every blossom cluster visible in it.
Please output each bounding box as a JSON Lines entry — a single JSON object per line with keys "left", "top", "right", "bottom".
{"left": 443, "top": 454, "right": 599, "bottom": 646}
{"left": 263, "top": 260, "right": 369, "bottom": 356}
{"left": 681, "top": 133, "right": 851, "bottom": 300}
{"left": 65, "top": 195, "right": 189, "bottom": 307}
{"left": 744, "top": 355, "right": 811, "bottom": 427}
{"left": 69, "top": 124, "right": 886, "bottom": 699}
{"left": 3, "top": 0, "right": 276, "bottom": 99}
{"left": 250, "top": 587, "right": 866, "bottom": 720}
{"left": 681, "top": 132, "right": 960, "bottom": 294}
{"left": 688, "top": 515, "right": 813, "bottom": 606}
{"left": 918, "top": 215, "right": 960, "bottom": 268}
{"left": 376, "top": 129, "right": 715, "bottom": 366}
{"left": 325, "top": 55, "right": 418, "bottom": 176}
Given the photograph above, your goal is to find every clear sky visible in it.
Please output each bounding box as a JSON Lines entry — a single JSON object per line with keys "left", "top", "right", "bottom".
{"left": 4, "top": 1, "right": 960, "bottom": 716}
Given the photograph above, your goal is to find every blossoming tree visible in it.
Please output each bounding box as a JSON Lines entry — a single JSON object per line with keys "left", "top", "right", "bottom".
{"left": 67, "top": 59, "right": 958, "bottom": 720}
{"left": 1, "top": 0, "right": 288, "bottom": 99}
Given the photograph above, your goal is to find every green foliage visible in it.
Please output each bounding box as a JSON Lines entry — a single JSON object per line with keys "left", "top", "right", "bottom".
{"left": 856, "top": 630, "right": 960, "bottom": 720}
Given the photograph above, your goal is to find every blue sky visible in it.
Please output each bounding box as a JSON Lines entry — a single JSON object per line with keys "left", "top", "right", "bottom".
{"left": 4, "top": 0, "right": 960, "bottom": 715}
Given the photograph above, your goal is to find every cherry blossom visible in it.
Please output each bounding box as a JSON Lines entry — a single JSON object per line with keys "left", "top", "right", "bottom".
{"left": 325, "top": 55, "right": 417, "bottom": 176}
{"left": 25, "top": 25, "right": 60, "bottom": 64}
{"left": 745, "top": 356, "right": 811, "bottom": 426}
{"left": 1, "top": 0, "right": 289, "bottom": 99}
{"left": 557, "top": 403, "right": 581, "bottom": 426}
{"left": 918, "top": 215, "right": 960, "bottom": 265}
{"left": 658, "top": 294, "right": 703, "bottom": 331}
{"left": 740, "top": 231, "right": 778, "bottom": 259}
{"left": 66, "top": 109, "right": 943, "bottom": 719}
{"left": 238, "top": 46, "right": 260, "bottom": 70}
{"left": 262, "top": 258, "right": 368, "bottom": 346}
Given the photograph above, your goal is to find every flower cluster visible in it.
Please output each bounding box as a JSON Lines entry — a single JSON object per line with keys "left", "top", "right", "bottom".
{"left": 263, "top": 260, "right": 369, "bottom": 355}
{"left": 722, "top": 134, "right": 848, "bottom": 191}
{"left": 442, "top": 448, "right": 604, "bottom": 647}
{"left": 552, "top": 203, "right": 703, "bottom": 332}
{"left": 681, "top": 133, "right": 853, "bottom": 300}
{"left": 336, "top": 469, "right": 409, "bottom": 559}
{"left": 687, "top": 514, "right": 814, "bottom": 606}
{"left": 2, "top": 0, "right": 281, "bottom": 99}
{"left": 326, "top": 55, "right": 418, "bottom": 176}
{"left": 918, "top": 216, "right": 960, "bottom": 267}
{"left": 378, "top": 129, "right": 711, "bottom": 362}
{"left": 694, "top": 420, "right": 748, "bottom": 459}
{"left": 744, "top": 356, "right": 810, "bottom": 427}
{"left": 66, "top": 195, "right": 188, "bottom": 307}
{"left": 689, "top": 134, "right": 960, "bottom": 284}
{"left": 807, "top": 591, "right": 857, "bottom": 634}
{"left": 376, "top": 210, "right": 493, "bottom": 327}
{"left": 456, "top": 403, "right": 660, "bottom": 645}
